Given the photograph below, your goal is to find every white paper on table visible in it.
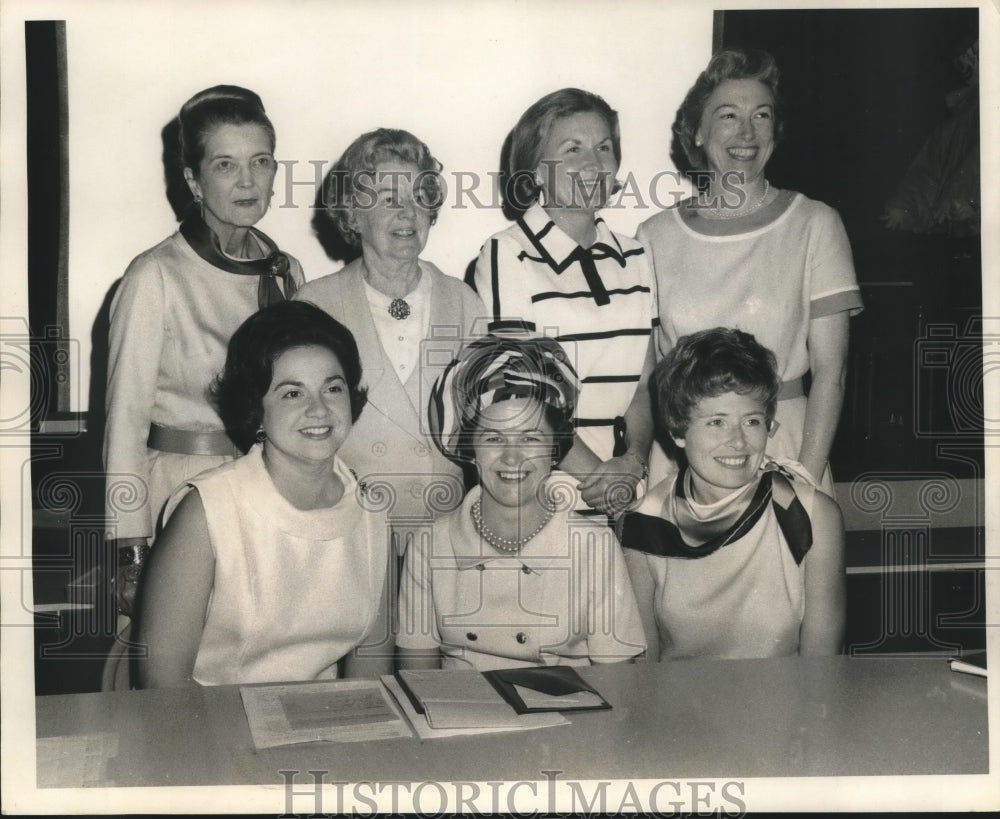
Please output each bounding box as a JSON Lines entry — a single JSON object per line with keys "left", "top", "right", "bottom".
{"left": 511, "top": 683, "right": 606, "bottom": 710}
{"left": 381, "top": 674, "right": 568, "bottom": 740}
{"left": 239, "top": 679, "right": 414, "bottom": 749}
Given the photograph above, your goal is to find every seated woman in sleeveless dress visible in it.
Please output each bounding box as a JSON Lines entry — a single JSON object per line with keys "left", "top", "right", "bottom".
{"left": 136, "top": 301, "right": 393, "bottom": 687}
{"left": 621, "top": 328, "right": 845, "bottom": 660}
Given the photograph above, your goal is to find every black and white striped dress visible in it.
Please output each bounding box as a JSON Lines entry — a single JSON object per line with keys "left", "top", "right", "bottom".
{"left": 473, "top": 202, "right": 657, "bottom": 467}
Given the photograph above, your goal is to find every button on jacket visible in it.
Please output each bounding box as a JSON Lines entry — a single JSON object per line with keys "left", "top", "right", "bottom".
{"left": 295, "top": 258, "right": 486, "bottom": 549}
{"left": 397, "top": 486, "right": 647, "bottom": 669}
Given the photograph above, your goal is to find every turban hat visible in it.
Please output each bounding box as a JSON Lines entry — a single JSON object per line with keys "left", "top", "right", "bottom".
{"left": 429, "top": 333, "right": 579, "bottom": 463}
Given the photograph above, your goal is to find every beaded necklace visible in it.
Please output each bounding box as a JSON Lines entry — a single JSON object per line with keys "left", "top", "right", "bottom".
{"left": 471, "top": 498, "right": 554, "bottom": 553}
{"left": 700, "top": 180, "right": 770, "bottom": 220}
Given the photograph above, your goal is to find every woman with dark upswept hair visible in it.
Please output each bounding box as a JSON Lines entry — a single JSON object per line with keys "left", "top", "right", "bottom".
{"left": 104, "top": 86, "right": 304, "bottom": 618}
{"left": 639, "top": 49, "right": 863, "bottom": 493}
{"left": 137, "top": 301, "right": 393, "bottom": 687}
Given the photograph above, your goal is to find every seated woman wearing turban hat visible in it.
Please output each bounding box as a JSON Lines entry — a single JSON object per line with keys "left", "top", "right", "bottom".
{"left": 396, "top": 334, "right": 646, "bottom": 671}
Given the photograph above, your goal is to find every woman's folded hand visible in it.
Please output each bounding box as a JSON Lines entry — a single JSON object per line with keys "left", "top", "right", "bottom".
{"left": 577, "top": 454, "right": 646, "bottom": 516}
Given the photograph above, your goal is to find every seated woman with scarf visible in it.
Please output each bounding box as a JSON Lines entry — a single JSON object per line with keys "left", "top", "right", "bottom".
{"left": 621, "top": 328, "right": 845, "bottom": 660}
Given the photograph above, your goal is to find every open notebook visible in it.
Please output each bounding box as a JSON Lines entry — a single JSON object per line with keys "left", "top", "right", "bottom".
{"left": 394, "top": 668, "right": 524, "bottom": 729}
{"left": 393, "top": 665, "right": 609, "bottom": 727}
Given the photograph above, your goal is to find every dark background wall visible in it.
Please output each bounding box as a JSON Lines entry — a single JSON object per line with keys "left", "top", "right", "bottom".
{"left": 721, "top": 8, "right": 985, "bottom": 658}
{"left": 721, "top": 7, "right": 979, "bottom": 240}
{"left": 721, "top": 7, "right": 983, "bottom": 480}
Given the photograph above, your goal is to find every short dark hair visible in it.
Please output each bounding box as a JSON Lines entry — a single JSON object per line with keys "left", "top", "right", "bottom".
{"left": 313, "top": 128, "right": 443, "bottom": 251}
{"left": 672, "top": 48, "right": 784, "bottom": 177}
{"left": 652, "top": 327, "right": 780, "bottom": 440}
{"left": 178, "top": 85, "right": 276, "bottom": 172}
{"left": 212, "top": 301, "right": 367, "bottom": 452}
{"left": 502, "top": 87, "right": 622, "bottom": 218}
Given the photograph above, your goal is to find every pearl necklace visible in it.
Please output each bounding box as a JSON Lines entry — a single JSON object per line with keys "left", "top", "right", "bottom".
{"left": 471, "top": 498, "right": 553, "bottom": 553}
{"left": 701, "top": 180, "right": 770, "bottom": 220}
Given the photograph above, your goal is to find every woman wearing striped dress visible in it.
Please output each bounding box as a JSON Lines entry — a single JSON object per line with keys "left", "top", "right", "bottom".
{"left": 473, "top": 88, "right": 656, "bottom": 518}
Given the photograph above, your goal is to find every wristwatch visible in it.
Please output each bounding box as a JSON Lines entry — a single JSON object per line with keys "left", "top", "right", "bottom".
{"left": 623, "top": 450, "right": 649, "bottom": 483}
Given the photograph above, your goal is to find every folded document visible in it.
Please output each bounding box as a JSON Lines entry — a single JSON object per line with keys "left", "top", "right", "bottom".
{"left": 240, "top": 679, "right": 413, "bottom": 749}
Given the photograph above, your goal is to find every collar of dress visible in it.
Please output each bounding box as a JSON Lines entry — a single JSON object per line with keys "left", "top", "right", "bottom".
{"left": 238, "top": 444, "right": 363, "bottom": 540}
{"left": 515, "top": 202, "right": 629, "bottom": 274}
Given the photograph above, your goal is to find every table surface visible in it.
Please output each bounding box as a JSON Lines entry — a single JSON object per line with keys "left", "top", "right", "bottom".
{"left": 35, "top": 656, "right": 989, "bottom": 787}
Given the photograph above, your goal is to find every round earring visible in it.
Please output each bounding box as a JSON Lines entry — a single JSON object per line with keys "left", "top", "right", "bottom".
{"left": 255, "top": 427, "right": 266, "bottom": 443}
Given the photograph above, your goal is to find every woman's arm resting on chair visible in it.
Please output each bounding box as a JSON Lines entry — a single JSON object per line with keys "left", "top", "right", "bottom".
{"left": 574, "top": 340, "right": 657, "bottom": 514}
{"left": 135, "top": 492, "right": 215, "bottom": 688}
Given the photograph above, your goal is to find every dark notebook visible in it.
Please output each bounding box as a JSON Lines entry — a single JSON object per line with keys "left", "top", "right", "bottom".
{"left": 482, "top": 666, "right": 611, "bottom": 714}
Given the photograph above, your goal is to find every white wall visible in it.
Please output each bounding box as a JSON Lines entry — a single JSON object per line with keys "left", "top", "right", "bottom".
{"left": 51, "top": 0, "right": 711, "bottom": 410}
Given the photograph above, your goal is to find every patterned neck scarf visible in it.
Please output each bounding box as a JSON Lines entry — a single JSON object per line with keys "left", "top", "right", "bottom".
{"left": 621, "top": 460, "right": 813, "bottom": 565}
{"left": 179, "top": 214, "right": 296, "bottom": 308}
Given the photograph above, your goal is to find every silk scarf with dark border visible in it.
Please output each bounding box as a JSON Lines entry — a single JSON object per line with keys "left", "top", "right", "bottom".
{"left": 620, "top": 462, "right": 812, "bottom": 565}
{"left": 179, "top": 214, "right": 296, "bottom": 308}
